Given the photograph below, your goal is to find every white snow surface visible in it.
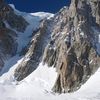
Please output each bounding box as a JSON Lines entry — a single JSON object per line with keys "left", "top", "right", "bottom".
{"left": 31, "top": 12, "right": 54, "bottom": 19}
{"left": 0, "top": 58, "right": 100, "bottom": 100}
{"left": 0, "top": 58, "right": 58, "bottom": 100}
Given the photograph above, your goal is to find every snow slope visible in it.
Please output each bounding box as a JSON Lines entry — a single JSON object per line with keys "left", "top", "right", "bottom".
{"left": 7, "top": 4, "right": 54, "bottom": 53}
{"left": 0, "top": 60, "right": 100, "bottom": 100}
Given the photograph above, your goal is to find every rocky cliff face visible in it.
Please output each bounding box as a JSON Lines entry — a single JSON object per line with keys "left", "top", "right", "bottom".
{"left": 0, "top": 0, "right": 28, "bottom": 70}
{"left": 46, "top": 0, "right": 100, "bottom": 93}
{"left": 50, "top": 0, "right": 100, "bottom": 93}
{"left": 14, "top": 20, "right": 52, "bottom": 81}
{"left": 6, "top": 0, "right": 100, "bottom": 93}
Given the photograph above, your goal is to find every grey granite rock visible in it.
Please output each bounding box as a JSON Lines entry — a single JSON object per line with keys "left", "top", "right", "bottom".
{"left": 13, "top": 0, "right": 100, "bottom": 93}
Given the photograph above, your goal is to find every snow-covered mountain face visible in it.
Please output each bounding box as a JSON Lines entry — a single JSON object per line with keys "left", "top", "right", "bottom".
{"left": 0, "top": 0, "right": 53, "bottom": 71}
{"left": 0, "top": 0, "right": 28, "bottom": 70}
{"left": 0, "top": 0, "right": 100, "bottom": 99}
{"left": 14, "top": 0, "right": 100, "bottom": 93}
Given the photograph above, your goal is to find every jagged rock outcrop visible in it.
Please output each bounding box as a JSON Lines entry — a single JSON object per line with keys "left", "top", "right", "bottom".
{"left": 43, "top": 0, "right": 100, "bottom": 93}
{"left": 88, "top": 0, "right": 100, "bottom": 26}
{"left": 0, "top": 23, "right": 17, "bottom": 70}
{"left": 0, "top": 0, "right": 28, "bottom": 71}
{"left": 14, "top": 20, "right": 52, "bottom": 81}
{"left": 0, "top": 0, "right": 28, "bottom": 32}
{"left": 14, "top": 0, "right": 100, "bottom": 93}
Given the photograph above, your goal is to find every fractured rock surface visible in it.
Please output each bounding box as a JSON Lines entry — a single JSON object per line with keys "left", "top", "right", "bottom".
{"left": 13, "top": 0, "right": 100, "bottom": 93}
{"left": 0, "top": 0, "right": 28, "bottom": 71}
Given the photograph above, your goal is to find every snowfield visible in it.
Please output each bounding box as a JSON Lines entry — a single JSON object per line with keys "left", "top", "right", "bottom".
{"left": 0, "top": 57, "right": 100, "bottom": 100}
